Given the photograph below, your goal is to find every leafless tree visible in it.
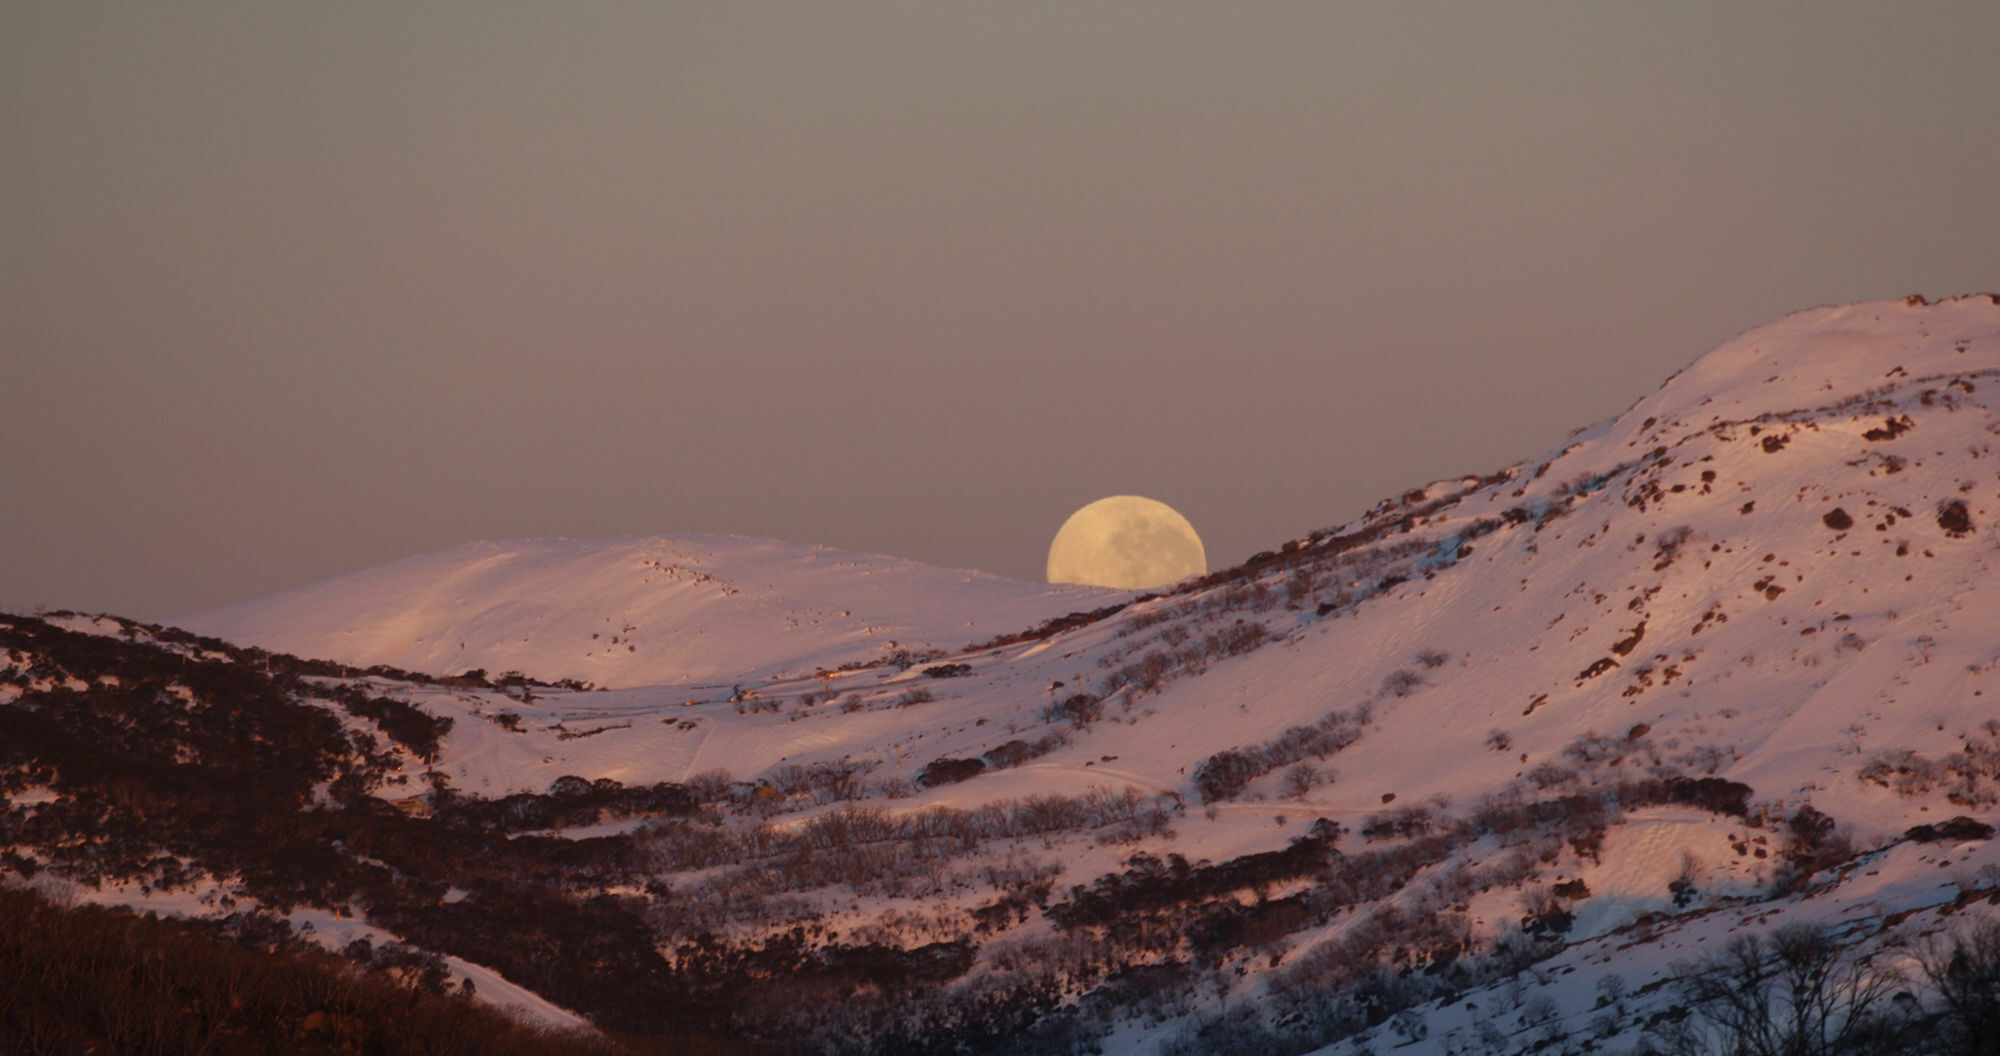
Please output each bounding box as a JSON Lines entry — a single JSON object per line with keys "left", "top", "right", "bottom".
{"left": 1917, "top": 914, "right": 2000, "bottom": 1054}
{"left": 1654, "top": 923, "right": 1904, "bottom": 1056}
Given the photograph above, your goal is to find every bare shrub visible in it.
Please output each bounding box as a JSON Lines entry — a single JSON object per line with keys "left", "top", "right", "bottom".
{"left": 1044, "top": 693, "right": 1104, "bottom": 729}
{"left": 1380, "top": 668, "right": 1425, "bottom": 698}
{"left": 1596, "top": 972, "right": 1627, "bottom": 1006}
{"left": 1279, "top": 763, "right": 1323, "bottom": 800}
{"left": 916, "top": 756, "right": 986, "bottom": 788}
{"left": 1208, "top": 621, "right": 1271, "bottom": 657}
{"left": 884, "top": 647, "right": 947, "bottom": 670}
{"left": 1193, "top": 750, "right": 1260, "bottom": 805}
{"left": 1773, "top": 804, "right": 1853, "bottom": 892}
{"left": 1670, "top": 851, "right": 1705, "bottom": 907}
{"left": 1654, "top": 524, "right": 1695, "bottom": 567}
{"left": 1562, "top": 731, "right": 1630, "bottom": 768}
{"left": 1189, "top": 709, "right": 1367, "bottom": 804}
{"left": 1859, "top": 735, "right": 2000, "bottom": 805}
{"left": 1359, "top": 800, "right": 1444, "bottom": 841}
{"left": 1111, "top": 651, "right": 1176, "bottom": 697}
{"left": 982, "top": 740, "right": 1035, "bottom": 769}
{"left": 1674, "top": 743, "right": 1734, "bottom": 775}
{"left": 870, "top": 775, "right": 914, "bottom": 799}
{"left": 685, "top": 768, "right": 734, "bottom": 803}
{"left": 1284, "top": 568, "right": 1317, "bottom": 609}
{"left": 1860, "top": 748, "right": 1945, "bottom": 796}
{"left": 1525, "top": 761, "right": 1577, "bottom": 789}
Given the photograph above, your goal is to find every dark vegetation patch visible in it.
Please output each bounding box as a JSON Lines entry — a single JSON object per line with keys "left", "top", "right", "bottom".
{"left": 1823, "top": 507, "right": 1854, "bottom": 531}
{"left": 983, "top": 737, "right": 1056, "bottom": 769}
{"left": 0, "top": 613, "right": 1011, "bottom": 1048}
{"left": 1773, "top": 804, "right": 1851, "bottom": 893}
{"left": 1044, "top": 692, "right": 1104, "bottom": 729}
{"left": 1520, "top": 888, "right": 1575, "bottom": 936}
{"left": 1862, "top": 415, "right": 1914, "bottom": 441}
{"left": 1046, "top": 823, "right": 1345, "bottom": 933}
{"left": 1360, "top": 800, "right": 1443, "bottom": 841}
{"left": 1904, "top": 816, "right": 1996, "bottom": 843}
{"left": 1577, "top": 657, "right": 1619, "bottom": 681}
{"left": 1045, "top": 769, "right": 1764, "bottom": 1023}
{"left": 883, "top": 647, "right": 948, "bottom": 671}
{"left": 1938, "top": 499, "right": 1974, "bottom": 537}
{"left": 1860, "top": 730, "right": 2000, "bottom": 806}
{"left": 1190, "top": 709, "right": 1368, "bottom": 804}
{"left": 1652, "top": 526, "right": 1694, "bottom": 569}
{"left": 916, "top": 756, "right": 987, "bottom": 788}
{"left": 0, "top": 884, "right": 750, "bottom": 1056}
{"left": 1090, "top": 620, "right": 1276, "bottom": 711}
{"left": 438, "top": 775, "right": 698, "bottom": 833}
{"left": 1617, "top": 775, "right": 1754, "bottom": 816}
{"left": 967, "top": 603, "right": 1133, "bottom": 651}
{"left": 323, "top": 683, "right": 454, "bottom": 761}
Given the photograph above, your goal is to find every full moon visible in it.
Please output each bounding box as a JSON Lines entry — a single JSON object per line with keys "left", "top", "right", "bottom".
{"left": 1047, "top": 495, "right": 1207, "bottom": 590}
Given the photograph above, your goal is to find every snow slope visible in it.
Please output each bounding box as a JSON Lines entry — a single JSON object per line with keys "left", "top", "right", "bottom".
{"left": 180, "top": 535, "right": 1115, "bottom": 690}
{"left": 33, "top": 293, "right": 2000, "bottom": 1054}
{"left": 386, "top": 296, "right": 2000, "bottom": 819}
{"left": 384, "top": 294, "right": 2000, "bottom": 1052}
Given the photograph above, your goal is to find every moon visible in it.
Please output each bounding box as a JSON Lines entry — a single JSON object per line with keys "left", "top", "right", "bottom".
{"left": 1047, "top": 495, "right": 1207, "bottom": 590}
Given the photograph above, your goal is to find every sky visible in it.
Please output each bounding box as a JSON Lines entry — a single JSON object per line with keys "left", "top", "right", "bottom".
{"left": 6, "top": 2, "right": 1999, "bottom": 622}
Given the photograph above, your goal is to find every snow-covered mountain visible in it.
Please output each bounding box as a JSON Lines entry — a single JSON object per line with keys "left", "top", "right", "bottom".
{"left": 180, "top": 534, "right": 1114, "bottom": 690}
{"left": 7, "top": 294, "right": 2000, "bottom": 1056}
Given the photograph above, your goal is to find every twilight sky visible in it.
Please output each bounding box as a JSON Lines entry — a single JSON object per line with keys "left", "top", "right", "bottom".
{"left": 6, "top": 2, "right": 1999, "bottom": 622}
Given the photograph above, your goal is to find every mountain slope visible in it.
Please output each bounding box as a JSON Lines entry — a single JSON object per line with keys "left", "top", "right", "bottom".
{"left": 179, "top": 535, "right": 1114, "bottom": 690}
{"left": 8, "top": 294, "right": 2000, "bottom": 1056}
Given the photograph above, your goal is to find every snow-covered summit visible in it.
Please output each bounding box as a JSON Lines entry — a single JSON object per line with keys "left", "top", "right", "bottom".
{"left": 179, "top": 534, "right": 1114, "bottom": 690}
{"left": 1558, "top": 293, "right": 2000, "bottom": 474}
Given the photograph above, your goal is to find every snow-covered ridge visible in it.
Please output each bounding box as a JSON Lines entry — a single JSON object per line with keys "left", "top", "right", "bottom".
{"left": 29, "top": 293, "right": 2000, "bottom": 1055}
{"left": 1551, "top": 293, "right": 2000, "bottom": 487}
{"left": 179, "top": 534, "right": 1116, "bottom": 690}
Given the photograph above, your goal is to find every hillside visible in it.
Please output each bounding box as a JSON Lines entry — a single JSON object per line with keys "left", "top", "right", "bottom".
{"left": 179, "top": 535, "right": 1114, "bottom": 690}
{"left": 6, "top": 293, "right": 2000, "bottom": 1056}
